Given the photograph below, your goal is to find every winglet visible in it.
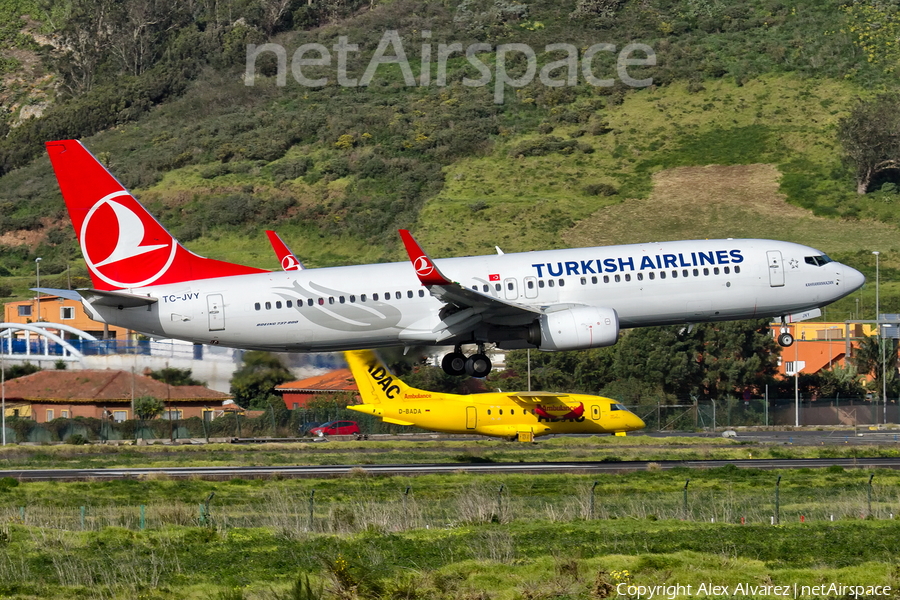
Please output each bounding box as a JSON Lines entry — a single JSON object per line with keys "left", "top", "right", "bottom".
{"left": 265, "top": 230, "right": 304, "bottom": 271}
{"left": 398, "top": 229, "right": 452, "bottom": 286}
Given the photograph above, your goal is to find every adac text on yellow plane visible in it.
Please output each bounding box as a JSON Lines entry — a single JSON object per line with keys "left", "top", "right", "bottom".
{"left": 344, "top": 350, "right": 645, "bottom": 443}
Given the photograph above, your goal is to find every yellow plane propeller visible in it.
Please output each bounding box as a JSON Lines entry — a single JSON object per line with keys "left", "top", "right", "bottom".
{"left": 344, "top": 350, "right": 645, "bottom": 442}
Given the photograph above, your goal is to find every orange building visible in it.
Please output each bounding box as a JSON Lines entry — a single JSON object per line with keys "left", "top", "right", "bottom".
{"left": 4, "top": 294, "right": 132, "bottom": 340}
{"left": 275, "top": 369, "right": 359, "bottom": 409}
{"left": 772, "top": 322, "right": 877, "bottom": 377}
{"left": 2, "top": 369, "right": 232, "bottom": 423}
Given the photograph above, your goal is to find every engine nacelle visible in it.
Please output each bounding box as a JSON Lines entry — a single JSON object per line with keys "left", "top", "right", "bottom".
{"left": 528, "top": 306, "right": 619, "bottom": 351}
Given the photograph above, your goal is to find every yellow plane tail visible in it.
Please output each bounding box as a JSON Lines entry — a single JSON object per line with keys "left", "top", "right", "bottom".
{"left": 344, "top": 349, "right": 414, "bottom": 405}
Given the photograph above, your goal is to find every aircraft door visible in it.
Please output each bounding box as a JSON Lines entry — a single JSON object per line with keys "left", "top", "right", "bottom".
{"left": 466, "top": 406, "right": 477, "bottom": 429}
{"left": 767, "top": 251, "right": 785, "bottom": 287}
{"left": 207, "top": 294, "right": 225, "bottom": 331}
{"left": 591, "top": 405, "right": 601, "bottom": 420}
{"left": 524, "top": 276, "right": 538, "bottom": 299}
{"left": 504, "top": 278, "right": 518, "bottom": 300}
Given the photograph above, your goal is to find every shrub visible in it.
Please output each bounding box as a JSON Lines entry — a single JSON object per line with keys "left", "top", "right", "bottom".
{"left": 583, "top": 183, "right": 618, "bottom": 196}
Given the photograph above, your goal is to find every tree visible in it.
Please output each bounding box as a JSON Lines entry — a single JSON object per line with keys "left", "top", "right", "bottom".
{"left": 837, "top": 94, "right": 900, "bottom": 194}
{"left": 149, "top": 367, "right": 204, "bottom": 386}
{"left": 133, "top": 396, "right": 165, "bottom": 420}
{"left": 488, "top": 347, "right": 617, "bottom": 393}
{"left": 851, "top": 335, "right": 898, "bottom": 400}
{"left": 614, "top": 319, "right": 780, "bottom": 404}
{"left": 230, "top": 351, "right": 293, "bottom": 409}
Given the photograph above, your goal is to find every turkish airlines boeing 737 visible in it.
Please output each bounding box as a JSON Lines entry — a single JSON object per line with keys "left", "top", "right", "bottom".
{"left": 44, "top": 140, "right": 865, "bottom": 377}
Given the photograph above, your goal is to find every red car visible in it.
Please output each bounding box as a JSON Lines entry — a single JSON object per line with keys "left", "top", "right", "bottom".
{"left": 308, "top": 420, "right": 361, "bottom": 437}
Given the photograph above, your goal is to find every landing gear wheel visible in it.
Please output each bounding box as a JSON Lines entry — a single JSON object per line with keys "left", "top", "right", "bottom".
{"left": 465, "top": 353, "right": 492, "bottom": 378}
{"left": 442, "top": 352, "right": 467, "bottom": 376}
{"left": 778, "top": 332, "right": 794, "bottom": 347}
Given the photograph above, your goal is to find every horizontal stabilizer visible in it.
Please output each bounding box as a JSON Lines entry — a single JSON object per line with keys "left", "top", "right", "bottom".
{"left": 79, "top": 289, "right": 158, "bottom": 308}
{"left": 383, "top": 417, "right": 416, "bottom": 426}
{"left": 31, "top": 288, "right": 82, "bottom": 301}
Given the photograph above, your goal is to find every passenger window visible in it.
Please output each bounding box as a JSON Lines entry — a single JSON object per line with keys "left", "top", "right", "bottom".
{"left": 683, "top": 269, "right": 688, "bottom": 277}
{"left": 548, "top": 280, "right": 555, "bottom": 287}
{"left": 487, "top": 409, "right": 491, "bottom": 415}
{"left": 714, "top": 267, "right": 719, "bottom": 275}
{"left": 286, "top": 300, "right": 293, "bottom": 308}
{"left": 418, "top": 290, "right": 425, "bottom": 297}
{"left": 329, "top": 297, "right": 335, "bottom": 304}
{"left": 615, "top": 274, "right": 621, "bottom": 282}
{"left": 527, "top": 280, "right": 534, "bottom": 289}
{"left": 349, "top": 295, "right": 355, "bottom": 303}
{"left": 603, "top": 275, "right": 609, "bottom": 283}
{"left": 591, "top": 276, "right": 597, "bottom": 284}
{"left": 495, "top": 283, "right": 501, "bottom": 292}
{"left": 692, "top": 269, "right": 699, "bottom": 276}
{"left": 265, "top": 302, "right": 271, "bottom": 310}
{"left": 318, "top": 298, "right": 324, "bottom": 305}
{"left": 539, "top": 280, "right": 545, "bottom": 288}
{"left": 637, "top": 273, "right": 643, "bottom": 281}
{"left": 703, "top": 268, "right": 709, "bottom": 276}
{"left": 254, "top": 302, "right": 260, "bottom": 311}
{"left": 373, "top": 293, "right": 379, "bottom": 301}
{"left": 508, "top": 282, "right": 515, "bottom": 290}
{"left": 558, "top": 279, "right": 565, "bottom": 287}
{"left": 339, "top": 296, "right": 345, "bottom": 304}
{"left": 735, "top": 266, "right": 741, "bottom": 274}
{"left": 625, "top": 274, "right": 631, "bottom": 282}
{"left": 407, "top": 290, "right": 413, "bottom": 298}
{"left": 671, "top": 270, "right": 677, "bottom": 278}
{"left": 361, "top": 294, "right": 367, "bottom": 302}
{"left": 724, "top": 266, "right": 730, "bottom": 274}
{"left": 660, "top": 271, "right": 665, "bottom": 279}
{"left": 308, "top": 299, "right": 314, "bottom": 306}
{"left": 483, "top": 284, "right": 489, "bottom": 292}
{"left": 649, "top": 272, "right": 655, "bottom": 280}
{"left": 276, "top": 301, "right": 282, "bottom": 309}
{"left": 395, "top": 292, "right": 401, "bottom": 299}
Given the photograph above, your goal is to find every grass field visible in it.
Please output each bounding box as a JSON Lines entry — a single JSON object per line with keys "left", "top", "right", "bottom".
{"left": 1, "top": 437, "right": 900, "bottom": 598}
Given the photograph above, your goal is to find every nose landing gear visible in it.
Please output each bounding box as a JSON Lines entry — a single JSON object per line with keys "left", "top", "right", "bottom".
{"left": 441, "top": 345, "right": 493, "bottom": 378}
{"left": 777, "top": 318, "right": 794, "bottom": 347}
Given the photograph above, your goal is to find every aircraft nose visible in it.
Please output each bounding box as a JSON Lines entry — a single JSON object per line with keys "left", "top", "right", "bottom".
{"left": 629, "top": 412, "right": 646, "bottom": 431}
{"left": 844, "top": 264, "right": 866, "bottom": 292}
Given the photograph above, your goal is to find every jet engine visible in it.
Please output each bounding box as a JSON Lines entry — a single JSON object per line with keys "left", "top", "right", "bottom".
{"left": 528, "top": 306, "right": 619, "bottom": 351}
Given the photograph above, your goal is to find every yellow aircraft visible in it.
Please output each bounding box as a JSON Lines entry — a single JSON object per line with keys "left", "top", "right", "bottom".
{"left": 345, "top": 350, "right": 645, "bottom": 442}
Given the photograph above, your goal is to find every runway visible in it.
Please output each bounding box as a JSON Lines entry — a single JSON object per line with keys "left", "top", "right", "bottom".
{"left": 3, "top": 456, "right": 900, "bottom": 481}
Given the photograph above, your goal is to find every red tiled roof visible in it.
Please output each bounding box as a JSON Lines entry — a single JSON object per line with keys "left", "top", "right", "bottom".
{"left": 275, "top": 369, "right": 358, "bottom": 393}
{"left": 2, "top": 370, "right": 231, "bottom": 403}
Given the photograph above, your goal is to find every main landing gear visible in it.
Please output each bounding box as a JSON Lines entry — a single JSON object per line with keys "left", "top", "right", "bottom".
{"left": 441, "top": 345, "right": 492, "bottom": 378}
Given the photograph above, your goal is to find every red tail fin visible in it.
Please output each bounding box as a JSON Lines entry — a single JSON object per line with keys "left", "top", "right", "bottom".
{"left": 46, "top": 140, "right": 267, "bottom": 290}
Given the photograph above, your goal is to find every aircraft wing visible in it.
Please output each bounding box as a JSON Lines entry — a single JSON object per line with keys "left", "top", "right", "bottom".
{"left": 506, "top": 392, "right": 571, "bottom": 403}
{"left": 398, "top": 229, "right": 541, "bottom": 341}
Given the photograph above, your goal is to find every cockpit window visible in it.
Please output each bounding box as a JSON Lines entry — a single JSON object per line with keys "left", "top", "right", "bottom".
{"left": 804, "top": 255, "right": 833, "bottom": 267}
{"left": 615, "top": 403, "right": 629, "bottom": 412}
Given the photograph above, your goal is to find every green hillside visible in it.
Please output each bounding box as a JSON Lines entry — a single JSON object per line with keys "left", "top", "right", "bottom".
{"left": 0, "top": 0, "right": 899, "bottom": 320}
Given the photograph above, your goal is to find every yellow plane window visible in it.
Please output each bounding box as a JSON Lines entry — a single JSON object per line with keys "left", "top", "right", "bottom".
{"left": 487, "top": 409, "right": 491, "bottom": 415}
{"left": 499, "top": 409, "right": 503, "bottom": 415}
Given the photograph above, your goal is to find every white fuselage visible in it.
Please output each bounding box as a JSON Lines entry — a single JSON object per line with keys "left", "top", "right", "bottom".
{"left": 86, "top": 239, "right": 863, "bottom": 352}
